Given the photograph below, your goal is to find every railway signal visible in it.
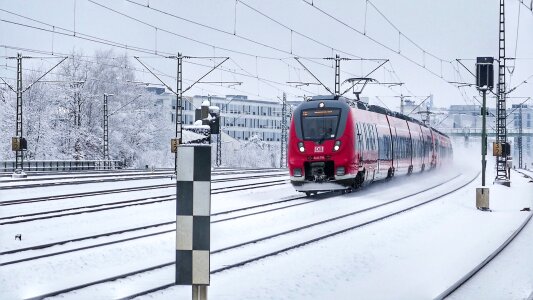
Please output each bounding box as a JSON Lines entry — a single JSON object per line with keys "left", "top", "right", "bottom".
{"left": 476, "top": 57, "right": 494, "bottom": 187}
{"left": 476, "top": 56, "right": 494, "bottom": 210}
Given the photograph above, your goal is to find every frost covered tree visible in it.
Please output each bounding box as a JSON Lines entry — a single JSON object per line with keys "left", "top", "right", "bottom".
{"left": 0, "top": 49, "right": 172, "bottom": 168}
{"left": 219, "top": 133, "right": 280, "bottom": 168}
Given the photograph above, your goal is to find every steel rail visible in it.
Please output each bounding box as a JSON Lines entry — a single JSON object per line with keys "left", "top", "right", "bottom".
{"left": 117, "top": 172, "right": 478, "bottom": 299}
{"left": 0, "top": 170, "right": 287, "bottom": 189}
{"left": 434, "top": 212, "right": 533, "bottom": 299}
{"left": 21, "top": 173, "right": 473, "bottom": 300}
{"left": 0, "top": 179, "right": 289, "bottom": 224}
{"left": 0, "top": 173, "right": 288, "bottom": 206}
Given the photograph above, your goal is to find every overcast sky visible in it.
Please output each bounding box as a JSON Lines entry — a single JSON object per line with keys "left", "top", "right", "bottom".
{"left": 1, "top": 0, "right": 532, "bottom": 110}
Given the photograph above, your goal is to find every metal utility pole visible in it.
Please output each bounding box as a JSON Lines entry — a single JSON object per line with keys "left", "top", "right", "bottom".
{"left": 176, "top": 53, "right": 183, "bottom": 173}
{"left": 518, "top": 104, "right": 523, "bottom": 168}
{"left": 280, "top": 92, "right": 287, "bottom": 168}
{"left": 216, "top": 115, "right": 222, "bottom": 167}
{"left": 15, "top": 53, "right": 23, "bottom": 171}
{"left": 495, "top": 0, "right": 508, "bottom": 182}
{"left": 135, "top": 54, "right": 229, "bottom": 174}
{"left": 4, "top": 53, "right": 67, "bottom": 177}
{"left": 334, "top": 54, "right": 341, "bottom": 95}
{"left": 103, "top": 93, "right": 113, "bottom": 168}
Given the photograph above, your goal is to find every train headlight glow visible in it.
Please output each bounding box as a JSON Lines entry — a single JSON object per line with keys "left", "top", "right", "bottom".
{"left": 298, "top": 142, "right": 305, "bottom": 153}
{"left": 319, "top": 102, "right": 325, "bottom": 108}
{"left": 333, "top": 140, "right": 341, "bottom": 151}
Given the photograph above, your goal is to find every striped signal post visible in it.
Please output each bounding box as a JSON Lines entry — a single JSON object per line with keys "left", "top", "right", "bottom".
{"left": 176, "top": 144, "right": 211, "bottom": 300}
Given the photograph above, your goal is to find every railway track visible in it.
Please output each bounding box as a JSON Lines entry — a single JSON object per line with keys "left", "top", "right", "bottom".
{"left": 434, "top": 212, "right": 533, "bottom": 299}
{"left": 17, "top": 172, "right": 476, "bottom": 300}
{"left": 2, "top": 172, "right": 462, "bottom": 258}
{"left": 0, "top": 172, "right": 288, "bottom": 206}
{"left": 0, "top": 178, "right": 289, "bottom": 225}
{"left": 0, "top": 168, "right": 287, "bottom": 190}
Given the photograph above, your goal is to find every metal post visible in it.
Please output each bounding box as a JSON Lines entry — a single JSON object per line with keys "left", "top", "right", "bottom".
{"left": 193, "top": 285, "right": 208, "bottom": 300}
{"left": 496, "top": 0, "right": 508, "bottom": 181}
{"left": 15, "top": 53, "right": 23, "bottom": 172}
{"left": 103, "top": 94, "right": 109, "bottom": 169}
{"left": 176, "top": 144, "right": 211, "bottom": 299}
{"left": 280, "top": 92, "right": 287, "bottom": 168}
{"left": 216, "top": 117, "right": 222, "bottom": 166}
{"left": 334, "top": 54, "right": 340, "bottom": 95}
{"left": 175, "top": 53, "right": 183, "bottom": 175}
{"left": 518, "top": 104, "right": 523, "bottom": 168}
{"left": 482, "top": 90, "right": 487, "bottom": 186}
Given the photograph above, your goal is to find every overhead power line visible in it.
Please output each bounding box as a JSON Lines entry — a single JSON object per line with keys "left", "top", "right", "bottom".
{"left": 84, "top": 1, "right": 400, "bottom": 97}
{"left": 366, "top": 1, "right": 447, "bottom": 63}
{"left": 122, "top": 0, "right": 387, "bottom": 77}
{"left": 0, "top": 4, "right": 422, "bottom": 102}
{"left": 300, "top": 0, "right": 458, "bottom": 84}
{"left": 517, "top": 0, "right": 533, "bottom": 16}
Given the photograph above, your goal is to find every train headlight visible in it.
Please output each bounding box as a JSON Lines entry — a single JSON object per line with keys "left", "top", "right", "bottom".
{"left": 293, "top": 168, "right": 302, "bottom": 177}
{"left": 336, "top": 167, "right": 345, "bottom": 176}
{"left": 333, "top": 140, "right": 341, "bottom": 152}
{"left": 298, "top": 142, "right": 305, "bottom": 153}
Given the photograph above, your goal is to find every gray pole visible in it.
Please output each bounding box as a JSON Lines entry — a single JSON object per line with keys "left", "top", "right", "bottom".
{"left": 216, "top": 119, "right": 222, "bottom": 166}
{"left": 280, "top": 92, "right": 287, "bottom": 168}
{"left": 103, "top": 94, "right": 109, "bottom": 169}
{"left": 334, "top": 54, "right": 340, "bottom": 95}
{"left": 482, "top": 90, "right": 487, "bottom": 186}
{"left": 495, "top": 0, "right": 508, "bottom": 181}
{"left": 175, "top": 53, "right": 183, "bottom": 174}
{"left": 518, "top": 104, "right": 523, "bottom": 168}
{"left": 15, "top": 53, "right": 23, "bottom": 171}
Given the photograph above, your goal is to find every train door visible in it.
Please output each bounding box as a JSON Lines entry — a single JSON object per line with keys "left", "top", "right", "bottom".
{"left": 405, "top": 121, "right": 413, "bottom": 173}
{"left": 392, "top": 126, "right": 400, "bottom": 170}
{"left": 355, "top": 123, "right": 363, "bottom": 168}
{"left": 374, "top": 124, "right": 381, "bottom": 177}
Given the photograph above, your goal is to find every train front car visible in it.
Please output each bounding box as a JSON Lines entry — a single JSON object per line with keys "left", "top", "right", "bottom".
{"left": 288, "top": 96, "right": 356, "bottom": 194}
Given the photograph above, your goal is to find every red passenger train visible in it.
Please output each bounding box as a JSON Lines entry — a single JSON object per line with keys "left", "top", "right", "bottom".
{"left": 288, "top": 95, "right": 453, "bottom": 195}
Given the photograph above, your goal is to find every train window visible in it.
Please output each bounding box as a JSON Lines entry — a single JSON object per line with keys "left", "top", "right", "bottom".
{"left": 301, "top": 108, "right": 341, "bottom": 141}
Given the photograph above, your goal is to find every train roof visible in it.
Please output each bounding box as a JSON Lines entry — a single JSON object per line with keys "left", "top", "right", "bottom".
{"left": 307, "top": 95, "right": 449, "bottom": 138}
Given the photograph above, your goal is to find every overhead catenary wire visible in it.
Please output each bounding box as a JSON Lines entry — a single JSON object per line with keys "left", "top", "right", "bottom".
{"left": 1, "top": 3, "right": 424, "bottom": 105}
{"left": 517, "top": 0, "right": 533, "bottom": 16}
{"left": 300, "top": 0, "right": 461, "bottom": 86}
{"left": 102, "top": 0, "right": 388, "bottom": 83}
{"left": 0, "top": 43, "right": 316, "bottom": 101}
{"left": 366, "top": 0, "right": 447, "bottom": 62}
{"left": 0, "top": 6, "right": 332, "bottom": 99}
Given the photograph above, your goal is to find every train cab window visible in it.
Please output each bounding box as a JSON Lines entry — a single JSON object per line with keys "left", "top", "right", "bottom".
{"left": 301, "top": 108, "right": 341, "bottom": 142}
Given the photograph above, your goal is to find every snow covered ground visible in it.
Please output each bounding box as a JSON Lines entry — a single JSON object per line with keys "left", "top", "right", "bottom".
{"left": 0, "top": 150, "right": 532, "bottom": 299}
{"left": 141, "top": 166, "right": 532, "bottom": 300}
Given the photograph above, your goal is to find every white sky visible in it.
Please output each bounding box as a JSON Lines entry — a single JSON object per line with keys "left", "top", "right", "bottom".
{"left": 0, "top": 0, "right": 532, "bottom": 110}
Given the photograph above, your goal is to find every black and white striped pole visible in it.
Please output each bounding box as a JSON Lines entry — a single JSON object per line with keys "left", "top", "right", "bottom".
{"left": 176, "top": 144, "right": 211, "bottom": 300}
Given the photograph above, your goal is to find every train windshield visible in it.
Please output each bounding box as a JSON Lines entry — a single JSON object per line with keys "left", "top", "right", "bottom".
{"left": 301, "top": 108, "right": 341, "bottom": 141}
